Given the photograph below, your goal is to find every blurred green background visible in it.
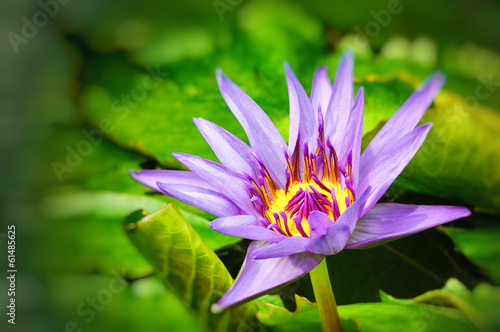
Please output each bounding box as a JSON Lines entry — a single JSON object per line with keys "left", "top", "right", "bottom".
{"left": 1, "top": 0, "right": 500, "bottom": 331}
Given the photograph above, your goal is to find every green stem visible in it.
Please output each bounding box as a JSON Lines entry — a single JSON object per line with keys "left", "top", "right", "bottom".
{"left": 309, "top": 259, "right": 342, "bottom": 332}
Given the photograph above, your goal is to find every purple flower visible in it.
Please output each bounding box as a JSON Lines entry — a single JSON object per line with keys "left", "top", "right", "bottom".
{"left": 131, "top": 52, "right": 471, "bottom": 312}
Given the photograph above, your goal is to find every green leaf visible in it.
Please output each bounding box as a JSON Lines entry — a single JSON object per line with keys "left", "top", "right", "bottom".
{"left": 44, "top": 124, "right": 217, "bottom": 220}
{"left": 444, "top": 228, "right": 500, "bottom": 283}
{"left": 256, "top": 294, "right": 357, "bottom": 332}
{"left": 339, "top": 301, "right": 471, "bottom": 332}
{"left": 238, "top": 0, "right": 324, "bottom": 73}
{"left": 180, "top": 208, "right": 242, "bottom": 251}
{"left": 389, "top": 278, "right": 500, "bottom": 331}
{"left": 37, "top": 191, "right": 154, "bottom": 277}
{"left": 317, "top": 230, "right": 480, "bottom": 305}
{"left": 45, "top": 274, "right": 203, "bottom": 332}
{"left": 41, "top": 126, "right": 148, "bottom": 192}
{"left": 80, "top": 61, "right": 252, "bottom": 165}
{"left": 256, "top": 293, "right": 470, "bottom": 332}
{"left": 123, "top": 202, "right": 255, "bottom": 330}
{"left": 42, "top": 191, "right": 166, "bottom": 221}
{"left": 395, "top": 91, "right": 500, "bottom": 213}
{"left": 360, "top": 87, "right": 500, "bottom": 213}
{"left": 357, "top": 78, "right": 416, "bottom": 135}
{"left": 56, "top": 0, "right": 218, "bottom": 53}
{"left": 81, "top": 54, "right": 500, "bottom": 215}
{"left": 78, "top": 0, "right": 329, "bottom": 168}
{"left": 378, "top": 290, "right": 413, "bottom": 305}
{"left": 37, "top": 191, "right": 239, "bottom": 277}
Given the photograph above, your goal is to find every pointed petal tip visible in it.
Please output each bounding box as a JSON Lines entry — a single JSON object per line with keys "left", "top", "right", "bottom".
{"left": 211, "top": 303, "right": 223, "bottom": 314}
{"left": 171, "top": 152, "right": 182, "bottom": 163}
{"left": 335, "top": 51, "right": 355, "bottom": 81}
{"left": 340, "top": 49, "right": 355, "bottom": 63}
{"left": 192, "top": 117, "right": 208, "bottom": 129}
{"left": 341, "top": 49, "right": 355, "bottom": 56}
{"left": 418, "top": 71, "right": 446, "bottom": 93}
{"left": 129, "top": 168, "right": 148, "bottom": 183}
{"left": 192, "top": 117, "right": 205, "bottom": 129}
{"left": 317, "top": 64, "right": 328, "bottom": 71}
{"left": 347, "top": 203, "right": 473, "bottom": 249}
{"left": 455, "top": 206, "right": 472, "bottom": 218}
{"left": 464, "top": 207, "right": 472, "bottom": 217}
{"left": 129, "top": 169, "right": 145, "bottom": 185}
{"left": 353, "top": 85, "right": 365, "bottom": 107}
{"left": 419, "top": 122, "right": 434, "bottom": 132}
{"left": 283, "top": 62, "right": 296, "bottom": 78}
{"left": 171, "top": 151, "right": 189, "bottom": 161}
{"left": 312, "top": 66, "right": 330, "bottom": 84}
{"left": 215, "top": 68, "right": 228, "bottom": 88}
{"left": 411, "top": 122, "right": 433, "bottom": 138}
{"left": 429, "top": 70, "right": 446, "bottom": 83}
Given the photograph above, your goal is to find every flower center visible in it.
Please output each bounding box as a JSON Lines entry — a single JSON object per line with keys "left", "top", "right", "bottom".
{"left": 246, "top": 125, "right": 355, "bottom": 238}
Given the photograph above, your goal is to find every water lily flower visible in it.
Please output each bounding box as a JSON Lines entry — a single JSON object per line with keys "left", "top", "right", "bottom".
{"left": 130, "top": 52, "right": 471, "bottom": 318}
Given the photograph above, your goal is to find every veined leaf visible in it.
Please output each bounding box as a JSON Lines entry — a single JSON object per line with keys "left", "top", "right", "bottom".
{"left": 395, "top": 92, "right": 500, "bottom": 213}
{"left": 256, "top": 294, "right": 356, "bottom": 332}
{"left": 124, "top": 203, "right": 255, "bottom": 330}
{"left": 257, "top": 290, "right": 473, "bottom": 331}
{"left": 444, "top": 228, "right": 500, "bottom": 283}
{"left": 383, "top": 278, "right": 500, "bottom": 331}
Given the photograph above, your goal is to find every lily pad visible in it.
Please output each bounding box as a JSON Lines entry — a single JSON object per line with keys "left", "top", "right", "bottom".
{"left": 444, "top": 228, "right": 500, "bottom": 283}
{"left": 384, "top": 278, "right": 500, "bottom": 331}
{"left": 320, "top": 229, "right": 481, "bottom": 305}
{"left": 45, "top": 274, "right": 203, "bottom": 332}
{"left": 256, "top": 294, "right": 357, "bottom": 332}
{"left": 396, "top": 91, "right": 500, "bottom": 213}
{"left": 256, "top": 293, "right": 471, "bottom": 332}
{"left": 258, "top": 278, "right": 500, "bottom": 331}
{"left": 37, "top": 191, "right": 240, "bottom": 277}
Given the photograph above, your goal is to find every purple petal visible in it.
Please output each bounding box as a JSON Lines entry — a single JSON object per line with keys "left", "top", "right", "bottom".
{"left": 193, "top": 118, "right": 260, "bottom": 177}
{"left": 358, "top": 123, "right": 432, "bottom": 215}
{"left": 340, "top": 86, "right": 364, "bottom": 188}
{"left": 157, "top": 183, "right": 244, "bottom": 217}
{"left": 360, "top": 72, "right": 445, "bottom": 177}
{"left": 212, "top": 241, "right": 324, "bottom": 312}
{"left": 250, "top": 236, "right": 310, "bottom": 259}
{"left": 305, "top": 191, "right": 369, "bottom": 255}
{"left": 324, "top": 51, "right": 354, "bottom": 150}
{"left": 346, "top": 203, "right": 471, "bottom": 249}
{"left": 173, "top": 152, "right": 258, "bottom": 215}
{"left": 285, "top": 63, "right": 318, "bottom": 156}
{"left": 129, "top": 169, "right": 213, "bottom": 193}
{"left": 216, "top": 69, "right": 287, "bottom": 186}
{"left": 310, "top": 66, "right": 332, "bottom": 119}
{"left": 209, "top": 216, "right": 287, "bottom": 242}
{"left": 308, "top": 211, "right": 334, "bottom": 237}
{"left": 305, "top": 221, "right": 351, "bottom": 255}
